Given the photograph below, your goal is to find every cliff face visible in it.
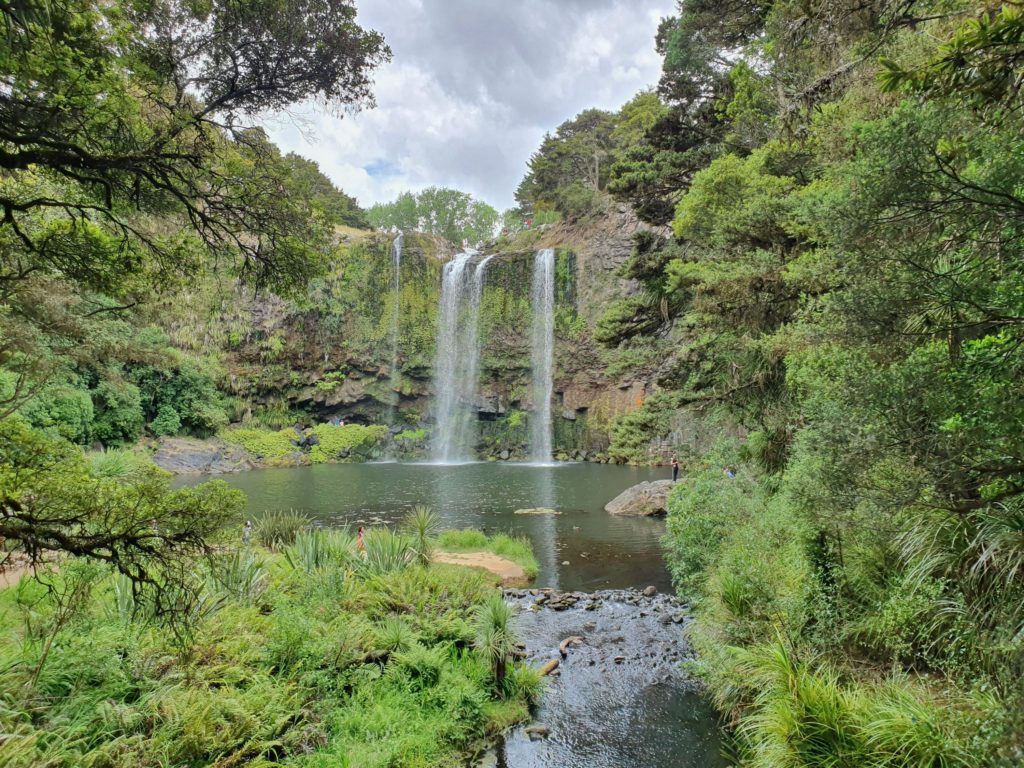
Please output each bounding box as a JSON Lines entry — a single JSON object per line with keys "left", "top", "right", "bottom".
{"left": 165, "top": 208, "right": 665, "bottom": 459}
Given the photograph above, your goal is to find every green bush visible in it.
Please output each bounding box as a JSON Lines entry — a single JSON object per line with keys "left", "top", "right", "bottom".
{"left": 150, "top": 404, "right": 181, "bottom": 436}
{"left": 219, "top": 426, "right": 298, "bottom": 460}
{"left": 90, "top": 379, "right": 144, "bottom": 446}
{"left": 254, "top": 509, "right": 310, "bottom": 550}
{"left": 308, "top": 423, "right": 387, "bottom": 462}
{"left": 19, "top": 385, "right": 94, "bottom": 444}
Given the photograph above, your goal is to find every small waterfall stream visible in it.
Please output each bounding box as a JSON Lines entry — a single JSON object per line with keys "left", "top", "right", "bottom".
{"left": 529, "top": 248, "right": 555, "bottom": 463}
{"left": 431, "top": 251, "right": 492, "bottom": 463}
{"left": 385, "top": 233, "right": 404, "bottom": 430}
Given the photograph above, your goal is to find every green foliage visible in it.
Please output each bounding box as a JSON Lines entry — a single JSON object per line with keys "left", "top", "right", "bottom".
{"left": 607, "top": 393, "right": 675, "bottom": 463}
{"left": 357, "top": 528, "right": 413, "bottom": 577}
{"left": 367, "top": 187, "right": 499, "bottom": 244}
{"left": 219, "top": 426, "right": 298, "bottom": 461}
{"left": 473, "top": 592, "right": 518, "bottom": 697}
{"left": 598, "top": 1, "right": 1024, "bottom": 759}
{"left": 90, "top": 379, "right": 144, "bottom": 446}
{"left": 0, "top": 540, "right": 533, "bottom": 768}
{"left": 285, "top": 528, "right": 355, "bottom": 573}
{"left": 254, "top": 509, "right": 310, "bottom": 551}
{"left": 150, "top": 404, "right": 181, "bottom": 436}
{"left": 516, "top": 108, "right": 620, "bottom": 219}
{"left": 18, "top": 384, "right": 94, "bottom": 444}
{"left": 308, "top": 423, "right": 387, "bottom": 463}
{"left": 402, "top": 506, "right": 440, "bottom": 568}
{"left": 437, "top": 529, "right": 539, "bottom": 579}
{"left": 87, "top": 447, "right": 152, "bottom": 481}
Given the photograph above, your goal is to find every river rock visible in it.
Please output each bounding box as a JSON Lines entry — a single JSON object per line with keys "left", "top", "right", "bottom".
{"left": 643, "top": 585, "right": 657, "bottom": 597}
{"left": 604, "top": 480, "right": 674, "bottom": 517}
{"left": 152, "top": 437, "right": 254, "bottom": 475}
{"left": 525, "top": 725, "right": 550, "bottom": 740}
{"left": 514, "top": 507, "right": 560, "bottom": 515}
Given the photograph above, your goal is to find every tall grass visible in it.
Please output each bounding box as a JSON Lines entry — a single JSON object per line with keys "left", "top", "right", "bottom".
{"left": 356, "top": 528, "right": 412, "bottom": 576}
{"left": 732, "top": 641, "right": 976, "bottom": 768}
{"left": 254, "top": 509, "right": 309, "bottom": 550}
{"left": 402, "top": 505, "right": 440, "bottom": 567}
{"left": 286, "top": 528, "right": 356, "bottom": 572}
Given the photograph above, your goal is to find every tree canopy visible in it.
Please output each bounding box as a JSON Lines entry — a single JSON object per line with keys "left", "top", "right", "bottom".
{"left": 367, "top": 187, "right": 499, "bottom": 245}
{"left": 0, "top": 0, "right": 386, "bottom": 593}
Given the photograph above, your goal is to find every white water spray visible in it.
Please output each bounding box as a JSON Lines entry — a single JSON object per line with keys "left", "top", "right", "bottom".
{"left": 386, "top": 233, "right": 404, "bottom": 428}
{"left": 529, "top": 248, "right": 555, "bottom": 463}
{"left": 431, "top": 251, "right": 492, "bottom": 462}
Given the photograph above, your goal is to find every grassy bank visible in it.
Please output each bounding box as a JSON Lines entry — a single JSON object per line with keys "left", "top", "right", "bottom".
{"left": 0, "top": 526, "right": 541, "bottom": 767}
{"left": 436, "top": 529, "right": 540, "bottom": 580}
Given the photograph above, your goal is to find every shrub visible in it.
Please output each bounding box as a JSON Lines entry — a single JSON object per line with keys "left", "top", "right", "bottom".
{"left": 206, "top": 549, "right": 267, "bottom": 605}
{"left": 19, "top": 385, "right": 94, "bottom": 444}
{"left": 150, "top": 405, "right": 181, "bottom": 436}
{"left": 357, "top": 528, "right": 412, "bottom": 576}
{"left": 308, "top": 423, "right": 388, "bottom": 463}
{"left": 219, "top": 427, "right": 297, "bottom": 461}
{"left": 401, "top": 506, "right": 439, "bottom": 567}
{"left": 254, "top": 509, "right": 310, "bottom": 550}
{"left": 286, "top": 529, "right": 355, "bottom": 573}
{"left": 90, "top": 379, "right": 144, "bottom": 446}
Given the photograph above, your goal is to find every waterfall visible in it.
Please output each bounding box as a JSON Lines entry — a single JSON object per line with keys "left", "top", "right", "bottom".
{"left": 431, "top": 251, "right": 491, "bottom": 463}
{"left": 385, "top": 233, "right": 404, "bottom": 429}
{"left": 529, "top": 248, "right": 555, "bottom": 463}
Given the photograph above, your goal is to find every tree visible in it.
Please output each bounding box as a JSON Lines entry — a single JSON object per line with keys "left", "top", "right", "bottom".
{"left": 0, "top": 417, "right": 244, "bottom": 618}
{"left": 0, "top": 0, "right": 389, "bottom": 414}
{"left": 0, "top": 0, "right": 388, "bottom": 591}
{"left": 280, "top": 153, "right": 369, "bottom": 229}
{"left": 367, "top": 187, "right": 499, "bottom": 245}
{"left": 515, "top": 109, "right": 618, "bottom": 218}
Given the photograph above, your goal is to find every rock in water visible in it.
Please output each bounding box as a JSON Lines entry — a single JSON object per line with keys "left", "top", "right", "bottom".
{"left": 514, "top": 507, "right": 560, "bottom": 515}
{"left": 604, "top": 480, "right": 675, "bottom": 516}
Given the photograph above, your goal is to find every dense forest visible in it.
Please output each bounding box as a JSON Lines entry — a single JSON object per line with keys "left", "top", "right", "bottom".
{"left": 2, "top": 0, "right": 1024, "bottom": 766}
{"left": 512, "top": 1, "right": 1023, "bottom": 764}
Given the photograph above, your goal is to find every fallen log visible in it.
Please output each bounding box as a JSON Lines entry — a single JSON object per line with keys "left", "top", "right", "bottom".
{"left": 539, "top": 658, "right": 560, "bottom": 676}
{"left": 559, "top": 635, "right": 584, "bottom": 657}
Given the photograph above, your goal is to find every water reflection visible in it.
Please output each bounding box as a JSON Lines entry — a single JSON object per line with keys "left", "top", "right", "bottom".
{"left": 175, "top": 461, "right": 671, "bottom": 591}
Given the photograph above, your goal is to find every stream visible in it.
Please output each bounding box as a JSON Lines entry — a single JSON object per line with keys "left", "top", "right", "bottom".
{"left": 175, "top": 461, "right": 727, "bottom": 765}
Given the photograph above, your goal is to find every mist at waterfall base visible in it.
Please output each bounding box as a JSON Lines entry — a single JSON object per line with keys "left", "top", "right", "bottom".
{"left": 428, "top": 249, "right": 555, "bottom": 465}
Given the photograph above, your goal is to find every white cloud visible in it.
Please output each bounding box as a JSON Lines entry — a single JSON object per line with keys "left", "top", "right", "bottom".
{"left": 262, "top": 0, "right": 676, "bottom": 210}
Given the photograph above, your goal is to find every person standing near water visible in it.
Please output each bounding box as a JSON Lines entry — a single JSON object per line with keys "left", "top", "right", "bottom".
{"left": 242, "top": 519, "right": 252, "bottom": 546}
{"left": 671, "top": 455, "right": 679, "bottom": 483}
{"left": 356, "top": 526, "right": 365, "bottom": 554}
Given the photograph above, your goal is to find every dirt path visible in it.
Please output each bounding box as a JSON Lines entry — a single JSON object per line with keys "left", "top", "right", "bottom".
{"left": 433, "top": 551, "right": 529, "bottom": 587}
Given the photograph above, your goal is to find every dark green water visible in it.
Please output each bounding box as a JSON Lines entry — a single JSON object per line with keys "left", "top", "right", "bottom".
{"left": 177, "top": 461, "right": 674, "bottom": 591}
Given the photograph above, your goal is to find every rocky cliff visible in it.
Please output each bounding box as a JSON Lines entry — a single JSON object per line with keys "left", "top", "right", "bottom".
{"left": 162, "top": 206, "right": 670, "bottom": 460}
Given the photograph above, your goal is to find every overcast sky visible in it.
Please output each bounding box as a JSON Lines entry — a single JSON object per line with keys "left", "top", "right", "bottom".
{"left": 263, "top": 0, "right": 675, "bottom": 211}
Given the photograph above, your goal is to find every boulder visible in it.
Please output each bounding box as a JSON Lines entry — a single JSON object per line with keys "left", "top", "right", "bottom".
{"left": 604, "top": 480, "right": 674, "bottom": 517}
{"left": 152, "top": 437, "right": 254, "bottom": 475}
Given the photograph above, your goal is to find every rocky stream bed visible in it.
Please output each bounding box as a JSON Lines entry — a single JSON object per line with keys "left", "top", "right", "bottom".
{"left": 473, "top": 588, "right": 726, "bottom": 768}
